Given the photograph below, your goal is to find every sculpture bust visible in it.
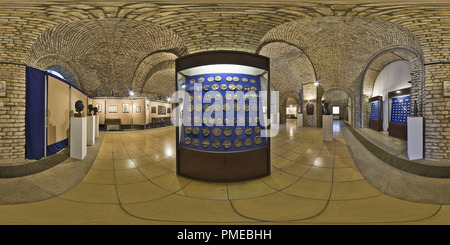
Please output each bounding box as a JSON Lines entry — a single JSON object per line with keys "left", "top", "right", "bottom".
{"left": 75, "top": 100, "right": 84, "bottom": 117}
{"left": 93, "top": 107, "right": 98, "bottom": 115}
{"left": 87, "top": 104, "right": 94, "bottom": 116}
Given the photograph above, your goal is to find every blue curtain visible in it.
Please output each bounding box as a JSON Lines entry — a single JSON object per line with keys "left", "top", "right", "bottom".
{"left": 25, "top": 67, "right": 46, "bottom": 160}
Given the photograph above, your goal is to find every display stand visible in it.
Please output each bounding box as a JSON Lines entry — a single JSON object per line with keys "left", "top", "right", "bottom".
{"left": 322, "top": 115, "right": 333, "bottom": 141}
{"left": 87, "top": 115, "right": 95, "bottom": 146}
{"left": 388, "top": 88, "right": 410, "bottom": 140}
{"left": 407, "top": 117, "right": 423, "bottom": 160}
{"left": 70, "top": 117, "right": 86, "bottom": 160}
{"left": 369, "top": 96, "right": 383, "bottom": 131}
{"left": 297, "top": 113, "right": 303, "bottom": 127}
{"left": 95, "top": 115, "right": 99, "bottom": 138}
{"left": 175, "top": 51, "right": 271, "bottom": 182}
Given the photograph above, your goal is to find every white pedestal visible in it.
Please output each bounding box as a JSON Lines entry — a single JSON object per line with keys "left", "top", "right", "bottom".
{"left": 95, "top": 115, "right": 99, "bottom": 138}
{"left": 297, "top": 113, "right": 303, "bottom": 127}
{"left": 407, "top": 117, "right": 423, "bottom": 160}
{"left": 70, "top": 117, "right": 87, "bottom": 160}
{"left": 87, "top": 116, "right": 96, "bottom": 146}
{"left": 322, "top": 115, "right": 333, "bottom": 141}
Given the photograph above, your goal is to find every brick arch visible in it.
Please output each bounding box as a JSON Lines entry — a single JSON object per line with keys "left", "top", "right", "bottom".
{"left": 358, "top": 45, "right": 425, "bottom": 128}
{"left": 27, "top": 18, "right": 188, "bottom": 97}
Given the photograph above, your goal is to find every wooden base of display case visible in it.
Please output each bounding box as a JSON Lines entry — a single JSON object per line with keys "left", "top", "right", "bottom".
{"left": 369, "top": 119, "right": 383, "bottom": 131}
{"left": 388, "top": 122, "right": 407, "bottom": 140}
{"left": 177, "top": 147, "right": 270, "bottom": 182}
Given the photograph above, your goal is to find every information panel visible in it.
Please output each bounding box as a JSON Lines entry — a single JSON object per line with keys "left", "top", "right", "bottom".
{"left": 390, "top": 95, "right": 410, "bottom": 125}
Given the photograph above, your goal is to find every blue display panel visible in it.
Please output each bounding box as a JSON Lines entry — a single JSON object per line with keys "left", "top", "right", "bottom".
{"left": 179, "top": 73, "right": 267, "bottom": 152}
{"left": 390, "top": 95, "right": 410, "bottom": 125}
{"left": 370, "top": 100, "right": 381, "bottom": 121}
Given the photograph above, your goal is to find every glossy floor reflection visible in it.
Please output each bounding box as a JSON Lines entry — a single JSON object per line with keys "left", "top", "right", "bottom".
{"left": 1, "top": 120, "right": 450, "bottom": 224}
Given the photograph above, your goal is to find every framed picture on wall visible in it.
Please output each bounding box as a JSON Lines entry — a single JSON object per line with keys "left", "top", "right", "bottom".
{"left": 151, "top": 107, "right": 156, "bottom": 114}
{"left": 96, "top": 103, "right": 102, "bottom": 112}
{"left": 123, "top": 103, "right": 129, "bottom": 113}
{"left": 158, "top": 106, "right": 166, "bottom": 115}
{"left": 108, "top": 105, "right": 118, "bottom": 113}
{"left": 167, "top": 107, "right": 171, "bottom": 113}
{"left": 0, "top": 81, "right": 6, "bottom": 97}
{"left": 136, "top": 106, "right": 141, "bottom": 113}
{"left": 444, "top": 80, "right": 450, "bottom": 97}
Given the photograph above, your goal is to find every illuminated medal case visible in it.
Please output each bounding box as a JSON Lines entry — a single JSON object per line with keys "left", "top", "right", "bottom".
{"left": 175, "top": 51, "right": 271, "bottom": 182}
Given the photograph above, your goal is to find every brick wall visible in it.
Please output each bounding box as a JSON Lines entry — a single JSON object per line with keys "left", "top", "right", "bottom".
{"left": 0, "top": 64, "right": 26, "bottom": 162}
{"left": 424, "top": 64, "right": 450, "bottom": 160}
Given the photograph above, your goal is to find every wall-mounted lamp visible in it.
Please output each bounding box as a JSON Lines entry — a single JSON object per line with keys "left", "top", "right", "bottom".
{"left": 314, "top": 81, "right": 319, "bottom": 87}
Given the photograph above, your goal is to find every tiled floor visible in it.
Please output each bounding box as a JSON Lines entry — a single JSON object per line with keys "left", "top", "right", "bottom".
{"left": 1, "top": 119, "right": 450, "bottom": 224}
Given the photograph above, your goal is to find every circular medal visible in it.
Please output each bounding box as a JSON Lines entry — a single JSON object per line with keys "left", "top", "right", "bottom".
{"left": 213, "top": 128, "right": 221, "bottom": 137}
{"left": 202, "top": 128, "right": 210, "bottom": 137}
{"left": 251, "top": 104, "right": 258, "bottom": 111}
{"left": 196, "top": 95, "right": 202, "bottom": 102}
{"left": 224, "top": 127, "right": 232, "bottom": 137}
{"left": 244, "top": 86, "right": 250, "bottom": 92}
{"left": 204, "top": 94, "right": 212, "bottom": 101}
{"left": 184, "top": 137, "right": 191, "bottom": 145}
{"left": 195, "top": 104, "right": 202, "bottom": 112}
{"left": 215, "top": 76, "right": 222, "bottom": 82}
{"left": 254, "top": 126, "right": 260, "bottom": 134}
{"left": 195, "top": 85, "right": 202, "bottom": 92}
{"left": 250, "top": 79, "right": 256, "bottom": 84}
{"left": 192, "top": 127, "right": 200, "bottom": 135}
{"left": 202, "top": 139, "right": 210, "bottom": 148}
{"left": 198, "top": 77, "right": 205, "bottom": 83}
{"left": 189, "top": 78, "right": 195, "bottom": 84}
{"left": 193, "top": 116, "right": 200, "bottom": 124}
{"left": 244, "top": 138, "right": 252, "bottom": 147}
{"left": 184, "top": 126, "right": 192, "bottom": 134}
{"left": 223, "top": 103, "right": 231, "bottom": 112}
{"left": 242, "top": 78, "right": 248, "bottom": 83}
{"left": 211, "top": 84, "right": 219, "bottom": 91}
{"left": 244, "top": 104, "right": 249, "bottom": 112}
{"left": 216, "top": 118, "right": 223, "bottom": 125}
{"left": 238, "top": 117, "right": 245, "bottom": 124}
{"left": 226, "top": 76, "right": 232, "bottom": 82}
{"left": 213, "top": 104, "right": 221, "bottom": 112}
{"left": 229, "top": 84, "right": 236, "bottom": 91}
{"left": 234, "top": 139, "right": 243, "bottom": 148}
{"left": 203, "top": 85, "right": 210, "bottom": 91}
{"left": 192, "top": 138, "right": 200, "bottom": 147}
{"left": 245, "top": 127, "right": 252, "bottom": 135}
{"left": 236, "top": 84, "right": 243, "bottom": 91}
{"left": 225, "top": 93, "right": 233, "bottom": 101}
{"left": 234, "top": 104, "right": 241, "bottom": 112}
{"left": 188, "top": 86, "right": 194, "bottom": 93}
{"left": 207, "top": 77, "right": 214, "bottom": 82}
{"left": 203, "top": 104, "right": 211, "bottom": 112}
{"left": 254, "top": 136, "right": 262, "bottom": 145}
{"left": 233, "top": 77, "right": 239, "bottom": 82}
{"left": 212, "top": 140, "right": 221, "bottom": 149}
{"left": 223, "top": 140, "right": 231, "bottom": 149}
{"left": 235, "top": 127, "right": 243, "bottom": 136}
{"left": 220, "top": 84, "right": 227, "bottom": 90}
{"left": 251, "top": 86, "right": 257, "bottom": 92}
{"left": 215, "top": 93, "right": 222, "bottom": 101}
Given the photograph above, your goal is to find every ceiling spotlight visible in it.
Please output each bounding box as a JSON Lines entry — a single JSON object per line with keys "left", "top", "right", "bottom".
{"left": 314, "top": 81, "right": 319, "bottom": 86}
{"left": 129, "top": 91, "right": 134, "bottom": 96}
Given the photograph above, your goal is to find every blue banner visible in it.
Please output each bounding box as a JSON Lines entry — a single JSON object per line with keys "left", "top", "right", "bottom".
{"left": 25, "top": 67, "right": 46, "bottom": 160}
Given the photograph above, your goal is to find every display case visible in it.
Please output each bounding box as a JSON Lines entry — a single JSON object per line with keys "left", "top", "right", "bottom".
{"left": 369, "top": 96, "right": 383, "bottom": 131}
{"left": 388, "top": 87, "right": 411, "bottom": 140}
{"left": 175, "top": 51, "right": 271, "bottom": 182}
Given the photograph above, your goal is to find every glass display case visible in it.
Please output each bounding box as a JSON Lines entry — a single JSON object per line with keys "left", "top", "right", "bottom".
{"left": 369, "top": 96, "right": 383, "bottom": 131}
{"left": 388, "top": 87, "right": 411, "bottom": 140}
{"left": 174, "top": 51, "right": 271, "bottom": 182}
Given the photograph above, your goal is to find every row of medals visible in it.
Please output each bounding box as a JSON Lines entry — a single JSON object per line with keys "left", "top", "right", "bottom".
{"left": 184, "top": 126, "right": 263, "bottom": 149}
{"left": 189, "top": 75, "right": 256, "bottom": 84}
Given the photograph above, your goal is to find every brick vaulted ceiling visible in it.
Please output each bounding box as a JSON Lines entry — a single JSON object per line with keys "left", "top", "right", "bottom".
{"left": 1, "top": 0, "right": 450, "bottom": 97}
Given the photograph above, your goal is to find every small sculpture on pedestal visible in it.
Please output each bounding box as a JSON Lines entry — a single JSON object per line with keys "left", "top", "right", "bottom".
{"left": 322, "top": 102, "right": 330, "bottom": 115}
{"left": 87, "top": 104, "right": 94, "bottom": 116}
{"left": 74, "top": 100, "right": 84, "bottom": 117}
{"left": 93, "top": 107, "right": 98, "bottom": 115}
